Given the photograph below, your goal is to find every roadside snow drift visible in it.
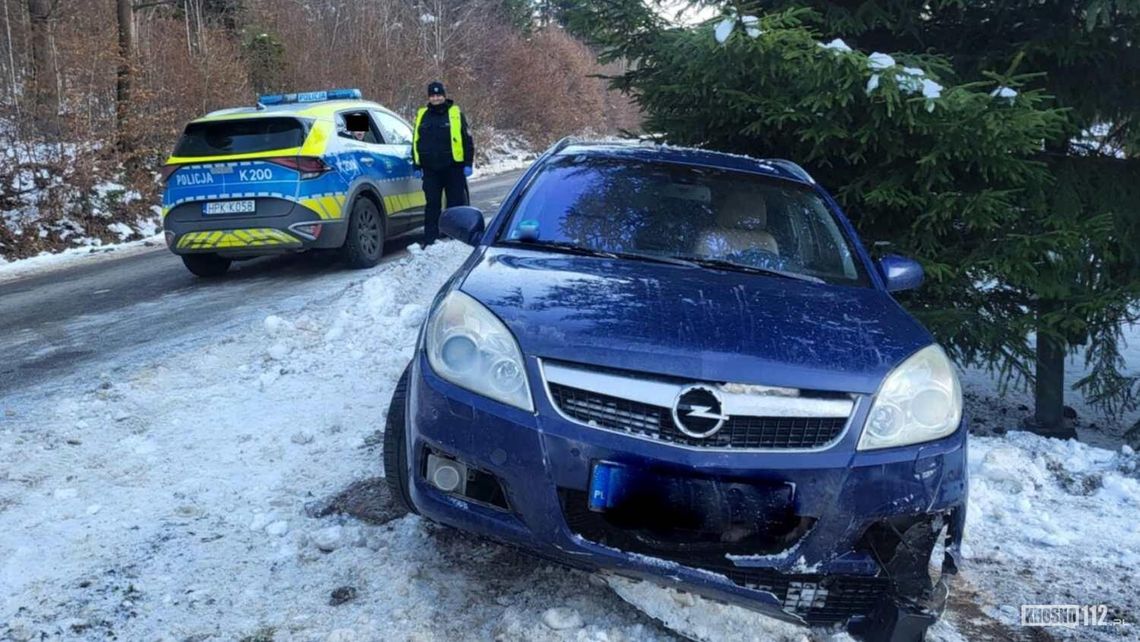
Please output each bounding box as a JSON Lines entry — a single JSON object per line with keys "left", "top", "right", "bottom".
{"left": 0, "top": 243, "right": 673, "bottom": 641}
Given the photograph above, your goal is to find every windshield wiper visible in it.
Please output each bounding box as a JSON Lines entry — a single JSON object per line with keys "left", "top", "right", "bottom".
{"left": 499, "top": 240, "right": 697, "bottom": 268}
{"left": 667, "top": 255, "right": 825, "bottom": 284}
{"left": 499, "top": 239, "right": 619, "bottom": 258}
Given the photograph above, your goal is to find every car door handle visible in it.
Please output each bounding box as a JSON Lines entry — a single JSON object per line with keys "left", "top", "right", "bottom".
{"left": 360, "top": 157, "right": 374, "bottom": 165}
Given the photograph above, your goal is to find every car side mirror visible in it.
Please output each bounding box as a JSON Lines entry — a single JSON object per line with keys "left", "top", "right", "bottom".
{"left": 877, "top": 255, "right": 924, "bottom": 292}
{"left": 440, "top": 206, "right": 485, "bottom": 246}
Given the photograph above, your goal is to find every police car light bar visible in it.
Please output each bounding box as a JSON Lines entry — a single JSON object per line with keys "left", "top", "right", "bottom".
{"left": 257, "top": 88, "right": 362, "bottom": 106}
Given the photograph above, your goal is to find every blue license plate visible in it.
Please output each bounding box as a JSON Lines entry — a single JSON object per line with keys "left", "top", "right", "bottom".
{"left": 588, "top": 462, "right": 795, "bottom": 521}
{"left": 588, "top": 461, "right": 631, "bottom": 512}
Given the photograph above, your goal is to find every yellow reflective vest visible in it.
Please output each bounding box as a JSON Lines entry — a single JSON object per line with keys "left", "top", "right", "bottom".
{"left": 413, "top": 104, "right": 465, "bottom": 166}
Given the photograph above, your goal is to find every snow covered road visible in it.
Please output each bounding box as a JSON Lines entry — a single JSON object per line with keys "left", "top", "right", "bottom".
{"left": 2, "top": 171, "right": 1139, "bottom": 641}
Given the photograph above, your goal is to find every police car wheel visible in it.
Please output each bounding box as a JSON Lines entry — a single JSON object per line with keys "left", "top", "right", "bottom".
{"left": 181, "top": 253, "right": 231, "bottom": 278}
{"left": 383, "top": 364, "right": 416, "bottom": 516}
{"left": 342, "top": 197, "right": 385, "bottom": 268}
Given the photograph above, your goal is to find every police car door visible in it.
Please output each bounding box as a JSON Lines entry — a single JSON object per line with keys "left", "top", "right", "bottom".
{"left": 370, "top": 109, "right": 424, "bottom": 234}
{"left": 335, "top": 110, "right": 398, "bottom": 225}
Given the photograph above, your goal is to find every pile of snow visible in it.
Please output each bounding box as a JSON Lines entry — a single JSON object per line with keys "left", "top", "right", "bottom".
{"left": 605, "top": 576, "right": 849, "bottom": 642}
{"left": 0, "top": 242, "right": 679, "bottom": 641}
{"left": 958, "top": 432, "right": 1140, "bottom": 637}
{"left": 0, "top": 232, "right": 165, "bottom": 285}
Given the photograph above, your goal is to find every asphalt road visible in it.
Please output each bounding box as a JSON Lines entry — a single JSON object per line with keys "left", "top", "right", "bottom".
{"left": 0, "top": 169, "right": 526, "bottom": 398}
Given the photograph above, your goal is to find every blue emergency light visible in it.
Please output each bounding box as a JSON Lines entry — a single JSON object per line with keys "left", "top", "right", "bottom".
{"left": 257, "top": 88, "right": 362, "bottom": 106}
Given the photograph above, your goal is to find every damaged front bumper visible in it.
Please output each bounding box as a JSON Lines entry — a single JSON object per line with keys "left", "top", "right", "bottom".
{"left": 403, "top": 353, "right": 968, "bottom": 632}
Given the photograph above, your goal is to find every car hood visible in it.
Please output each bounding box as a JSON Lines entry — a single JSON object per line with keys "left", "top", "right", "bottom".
{"left": 458, "top": 247, "right": 933, "bottom": 394}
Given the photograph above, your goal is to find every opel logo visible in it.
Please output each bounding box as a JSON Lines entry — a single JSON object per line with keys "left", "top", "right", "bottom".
{"left": 672, "top": 385, "right": 728, "bottom": 438}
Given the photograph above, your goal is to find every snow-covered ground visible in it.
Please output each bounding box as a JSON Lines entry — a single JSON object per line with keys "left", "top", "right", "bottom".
{"left": 1, "top": 243, "right": 677, "bottom": 641}
{"left": 0, "top": 234, "right": 166, "bottom": 285}
{"left": 471, "top": 130, "right": 540, "bottom": 179}
{"left": 2, "top": 240, "right": 1139, "bottom": 641}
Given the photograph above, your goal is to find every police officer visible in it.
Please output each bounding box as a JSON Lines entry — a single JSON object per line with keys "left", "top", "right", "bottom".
{"left": 412, "top": 81, "right": 474, "bottom": 246}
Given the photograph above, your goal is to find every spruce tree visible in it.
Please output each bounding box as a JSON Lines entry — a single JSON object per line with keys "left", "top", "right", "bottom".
{"left": 568, "top": 1, "right": 1140, "bottom": 438}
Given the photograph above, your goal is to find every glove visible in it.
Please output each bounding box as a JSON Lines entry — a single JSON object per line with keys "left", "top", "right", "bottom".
{"left": 463, "top": 166, "right": 473, "bottom": 178}
{"left": 413, "top": 169, "right": 423, "bottom": 179}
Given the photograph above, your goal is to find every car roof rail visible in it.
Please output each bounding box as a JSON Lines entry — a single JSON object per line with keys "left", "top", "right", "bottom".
{"left": 765, "top": 158, "right": 816, "bottom": 184}
{"left": 549, "top": 135, "right": 588, "bottom": 154}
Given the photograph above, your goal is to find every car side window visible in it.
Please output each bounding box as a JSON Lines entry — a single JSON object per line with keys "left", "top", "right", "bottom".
{"left": 372, "top": 110, "right": 413, "bottom": 145}
{"left": 336, "top": 110, "right": 384, "bottom": 145}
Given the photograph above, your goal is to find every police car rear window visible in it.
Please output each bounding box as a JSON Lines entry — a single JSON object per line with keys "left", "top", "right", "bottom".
{"left": 173, "top": 117, "right": 307, "bottom": 157}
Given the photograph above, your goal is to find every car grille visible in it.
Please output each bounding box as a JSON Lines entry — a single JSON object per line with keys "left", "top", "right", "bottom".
{"left": 549, "top": 382, "right": 847, "bottom": 449}
{"left": 719, "top": 567, "right": 889, "bottom": 625}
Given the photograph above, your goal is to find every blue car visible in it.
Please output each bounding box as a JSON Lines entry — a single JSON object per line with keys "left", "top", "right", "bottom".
{"left": 383, "top": 139, "right": 967, "bottom": 639}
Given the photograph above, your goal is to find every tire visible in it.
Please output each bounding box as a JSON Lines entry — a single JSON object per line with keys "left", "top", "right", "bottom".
{"left": 181, "top": 253, "right": 231, "bottom": 277}
{"left": 383, "top": 364, "right": 416, "bottom": 516}
{"left": 341, "top": 197, "right": 385, "bottom": 268}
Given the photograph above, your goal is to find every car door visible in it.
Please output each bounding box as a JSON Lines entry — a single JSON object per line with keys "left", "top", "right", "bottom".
{"left": 371, "top": 109, "right": 424, "bottom": 234}
{"left": 334, "top": 109, "right": 408, "bottom": 226}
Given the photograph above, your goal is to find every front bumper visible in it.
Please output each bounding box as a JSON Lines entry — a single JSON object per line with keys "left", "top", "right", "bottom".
{"left": 402, "top": 352, "right": 968, "bottom": 628}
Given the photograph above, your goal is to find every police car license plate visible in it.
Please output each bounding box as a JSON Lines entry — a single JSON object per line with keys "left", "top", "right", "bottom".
{"left": 203, "top": 200, "right": 255, "bottom": 215}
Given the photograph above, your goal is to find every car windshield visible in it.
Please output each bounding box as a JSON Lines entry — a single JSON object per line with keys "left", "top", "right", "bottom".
{"left": 498, "top": 155, "right": 868, "bottom": 286}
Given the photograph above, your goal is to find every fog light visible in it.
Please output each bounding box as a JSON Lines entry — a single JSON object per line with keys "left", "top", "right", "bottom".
{"left": 164, "top": 231, "right": 175, "bottom": 247}
{"left": 433, "top": 465, "right": 461, "bottom": 491}
{"left": 426, "top": 453, "right": 467, "bottom": 494}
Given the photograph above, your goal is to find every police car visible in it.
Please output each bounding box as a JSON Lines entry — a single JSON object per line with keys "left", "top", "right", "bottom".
{"left": 160, "top": 89, "right": 425, "bottom": 277}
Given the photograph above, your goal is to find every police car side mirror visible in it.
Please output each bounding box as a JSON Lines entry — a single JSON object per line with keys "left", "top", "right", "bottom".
{"left": 440, "top": 206, "right": 485, "bottom": 246}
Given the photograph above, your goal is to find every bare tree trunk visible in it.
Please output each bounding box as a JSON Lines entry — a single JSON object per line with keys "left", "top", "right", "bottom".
{"left": 1031, "top": 300, "right": 1079, "bottom": 439}
{"left": 116, "top": 0, "right": 134, "bottom": 153}
{"left": 27, "top": 0, "right": 58, "bottom": 135}
{"left": 4, "top": 0, "right": 20, "bottom": 116}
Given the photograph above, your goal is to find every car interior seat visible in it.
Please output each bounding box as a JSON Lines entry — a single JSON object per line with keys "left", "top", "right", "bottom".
{"left": 694, "top": 190, "right": 780, "bottom": 257}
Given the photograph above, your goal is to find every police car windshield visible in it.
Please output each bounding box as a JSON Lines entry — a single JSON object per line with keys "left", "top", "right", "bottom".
{"left": 499, "top": 155, "right": 868, "bottom": 287}
{"left": 174, "top": 117, "right": 307, "bottom": 157}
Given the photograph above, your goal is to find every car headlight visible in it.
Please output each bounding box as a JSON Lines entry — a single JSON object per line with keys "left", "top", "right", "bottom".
{"left": 858, "top": 344, "right": 963, "bottom": 450}
{"left": 425, "top": 290, "right": 534, "bottom": 412}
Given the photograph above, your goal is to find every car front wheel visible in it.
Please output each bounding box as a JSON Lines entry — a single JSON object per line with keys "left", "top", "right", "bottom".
{"left": 383, "top": 365, "right": 416, "bottom": 516}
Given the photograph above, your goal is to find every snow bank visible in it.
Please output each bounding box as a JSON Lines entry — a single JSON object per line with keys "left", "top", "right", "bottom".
{"left": 0, "top": 242, "right": 680, "bottom": 641}
{"left": 0, "top": 233, "right": 165, "bottom": 285}
{"left": 959, "top": 431, "right": 1140, "bottom": 638}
